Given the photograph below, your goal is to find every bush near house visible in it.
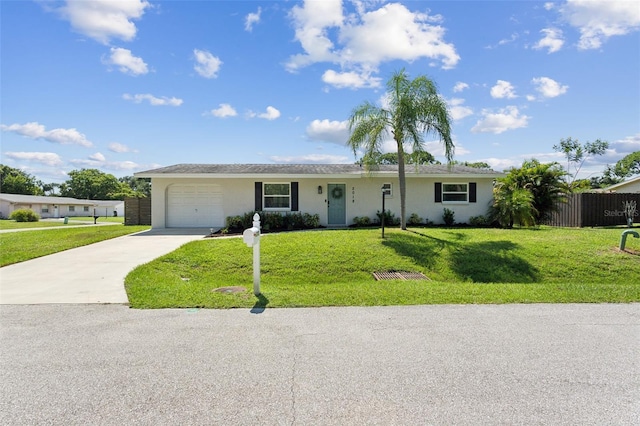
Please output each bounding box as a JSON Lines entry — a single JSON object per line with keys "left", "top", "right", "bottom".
{"left": 9, "top": 209, "right": 40, "bottom": 222}
{"left": 443, "top": 208, "right": 455, "bottom": 226}
{"left": 226, "top": 211, "right": 320, "bottom": 233}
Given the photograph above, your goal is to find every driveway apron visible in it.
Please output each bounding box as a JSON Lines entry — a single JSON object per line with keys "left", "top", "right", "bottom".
{"left": 0, "top": 229, "right": 208, "bottom": 304}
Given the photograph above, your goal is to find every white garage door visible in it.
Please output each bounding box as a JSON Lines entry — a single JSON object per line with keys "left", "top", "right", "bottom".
{"left": 167, "top": 184, "right": 223, "bottom": 227}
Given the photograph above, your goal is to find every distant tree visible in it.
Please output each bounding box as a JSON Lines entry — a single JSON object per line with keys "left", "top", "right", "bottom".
{"left": 357, "top": 151, "right": 439, "bottom": 166}
{"left": 119, "top": 176, "right": 151, "bottom": 197}
{"left": 41, "top": 182, "right": 60, "bottom": 196}
{"left": 59, "top": 169, "right": 132, "bottom": 200}
{"left": 0, "top": 164, "right": 43, "bottom": 195}
{"left": 553, "top": 137, "right": 608, "bottom": 188}
{"left": 450, "top": 161, "right": 491, "bottom": 169}
{"left": 492, "top": 159, "right": 568, "bottom": 226}
{"left": 348, "top": 69, "right": 453, "bottom": 230}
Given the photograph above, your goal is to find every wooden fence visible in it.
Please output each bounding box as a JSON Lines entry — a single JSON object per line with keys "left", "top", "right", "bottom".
{"left": 546, "top": 193, "right": 640, "bottom": 227}
{"left": 124, "top": 197, "right": 151, "bottom": 226}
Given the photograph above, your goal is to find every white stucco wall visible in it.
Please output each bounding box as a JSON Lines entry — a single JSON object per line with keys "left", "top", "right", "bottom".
{"left": 149, "top": 175, "right": 495, "bottom": 228}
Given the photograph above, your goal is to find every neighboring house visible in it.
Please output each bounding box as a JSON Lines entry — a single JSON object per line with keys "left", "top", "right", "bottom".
{"left": 135, "top": 164, "right": 503, "bottom": 229}
{"left": 602, "top": 175, "right": 640, "bottom": 193}
{"left": 93, "top": 200, "right": 125, "bottom": 217}
{"left": 0, "top": 193, "right": 123, "bottom": 219}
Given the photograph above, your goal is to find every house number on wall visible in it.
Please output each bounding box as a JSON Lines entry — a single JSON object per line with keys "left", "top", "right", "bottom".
{"left": 352, "top": 187, "right": 355, "bottom": 203}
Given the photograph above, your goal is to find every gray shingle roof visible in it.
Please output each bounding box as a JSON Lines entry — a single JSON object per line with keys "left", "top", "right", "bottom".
{"left": 136, "top": 163, "right": 502, "bottom": 176}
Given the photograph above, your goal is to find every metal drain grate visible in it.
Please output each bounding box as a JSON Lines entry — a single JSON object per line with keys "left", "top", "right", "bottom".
{"left": 373, "top": 271, "right": 430, "bottom": 281}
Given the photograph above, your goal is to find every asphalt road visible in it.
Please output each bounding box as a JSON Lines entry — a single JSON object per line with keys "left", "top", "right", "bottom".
{"left": 1, "top": 303, "right": 638, "bottom": 425}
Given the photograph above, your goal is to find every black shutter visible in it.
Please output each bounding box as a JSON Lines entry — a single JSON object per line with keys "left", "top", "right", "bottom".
{"left": 291, "top": 182, "right": 299, "bottom": 211}
{"left": 435, "top": 182, "right": 442, "bottom": 203}
{"left": 469, "top": 182, "right": 477, "bottom": 203}
{"left": 255, "top": 182, "right": 262, "bottom": 211}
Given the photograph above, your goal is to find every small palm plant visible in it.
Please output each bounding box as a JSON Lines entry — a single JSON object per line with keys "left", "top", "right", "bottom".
{"left": 490, "top": 182, "right": 537, "bottom": 228}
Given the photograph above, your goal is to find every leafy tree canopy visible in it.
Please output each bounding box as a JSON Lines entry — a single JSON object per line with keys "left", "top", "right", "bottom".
{"left": 608, "top": 151, "right": 640, "bottom": 179}
{"left": 553, "top": 137, "right": 608, "bottom": 188}
{"left": 0, "top": 164, "right": 43, "bottom": 195}
{"left": 119, "top": 176, "right": 151, "bottom": 197}
{"left": 59, "top": 169, "right": 133, "bottom": 200}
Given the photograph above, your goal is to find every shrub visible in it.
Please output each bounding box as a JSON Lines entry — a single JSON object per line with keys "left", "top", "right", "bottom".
{"left": 376, "top": 209, "right": 400, "bottom": 226}
{"left": 227, "top": 211, "right": 321, "bottom": 232}
{"left": 352, "top": 216, "right": 372, "bottom": 227}
{"left": 442, "top": 208, "right": 455, "bottom": 226}
{"left": 407, "top": 213, "right": 423, "bottom": 226}
{"left": 469, "top": 215, "right": 489, "bottom": 227}
{"left": 9, "top": 209, "right": 40, "bottom": 222}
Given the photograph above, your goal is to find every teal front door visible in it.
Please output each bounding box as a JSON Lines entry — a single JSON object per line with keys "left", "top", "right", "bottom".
{"left": 327, "top": 184, "right": 346, "bottom": 226}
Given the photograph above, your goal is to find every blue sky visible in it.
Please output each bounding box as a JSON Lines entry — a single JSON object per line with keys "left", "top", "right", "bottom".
{"left": 1, "top": 0, "right": 639, "bottom": 184}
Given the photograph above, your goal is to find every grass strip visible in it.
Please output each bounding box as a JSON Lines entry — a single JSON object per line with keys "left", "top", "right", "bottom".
{"left": 0, "top": 225, "right": 150, "bottom": 266}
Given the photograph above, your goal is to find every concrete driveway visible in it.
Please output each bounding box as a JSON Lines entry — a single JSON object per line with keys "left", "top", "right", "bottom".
{"left": 0, "top": 228, "right": 210, "bottom": 304}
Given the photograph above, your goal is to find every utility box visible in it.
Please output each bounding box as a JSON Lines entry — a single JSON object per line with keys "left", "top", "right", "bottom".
{"left": 243, "top": 226, "right": 260, "bottom": 247}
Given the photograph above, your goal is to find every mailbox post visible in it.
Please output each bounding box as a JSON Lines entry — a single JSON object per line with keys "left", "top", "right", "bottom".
{"left": 243, "top": 213, "right": 261, "bottom": 295}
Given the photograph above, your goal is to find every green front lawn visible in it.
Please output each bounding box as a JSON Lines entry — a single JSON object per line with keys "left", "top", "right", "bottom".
{"left": 0, "top": 225, "right": 150, "bottom": 266}
{"left": 125, "top": 227, "right": 640, "bottom": 308}
{"left": 0, "top": 219, "right": 90, "bottom": 230}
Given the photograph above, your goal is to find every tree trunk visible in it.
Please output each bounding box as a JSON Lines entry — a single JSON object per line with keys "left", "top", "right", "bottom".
{"left": 397, "top": 140, "right": 407, "bottom": 230}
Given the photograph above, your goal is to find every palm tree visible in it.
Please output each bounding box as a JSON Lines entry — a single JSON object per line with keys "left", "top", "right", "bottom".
{"left": 347, "top": 69, "right": 454, "bottom": 230}
{"left": 490, "top": 182, "right": 537, "bottom": 228}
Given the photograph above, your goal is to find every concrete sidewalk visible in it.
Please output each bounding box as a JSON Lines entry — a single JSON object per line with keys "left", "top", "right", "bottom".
{"left": 1, "top": 303, "right": 638, "bottom": 425}
{"left": 0, "top": 229, "right": 209, "bottom": 304}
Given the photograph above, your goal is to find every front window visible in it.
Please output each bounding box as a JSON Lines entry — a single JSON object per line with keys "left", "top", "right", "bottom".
{"left": 83, "top": 206, "right": 90, "bottom": 212}
{"left": 41, "top": 205, "right": 49, "bottom": 213}
{"left": 442, "top": 183, "right": 468, "bottom": 202}
{"left": 69, "top": 206, "right": 75, "bottom": 212}
{"left": 264, "top": 183, "right": 290, "bottom": 210}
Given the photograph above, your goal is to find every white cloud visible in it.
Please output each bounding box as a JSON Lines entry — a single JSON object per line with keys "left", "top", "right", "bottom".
{"left": 270, "top": 154, "right": 350, "bottom": 164}
{"left": 89, "top": 152, "right": 106, "bottom": 162}
{"left": 482, "top": 157, "right": 519, "bottom": 172}
{"left": 531, "top": 77, "right": 568, "bottom": 98}
{"left": 193, "top": 49, "right": 222, "bottom": 78}
{"left": 257, "top": 106, "right": 281, "bottom": 120}
{"left": 453, "top": 82, "right": 469, "bottom": 93}
{"left": 447, "top": 98, "right": 473, "bottom": 121}
{"left": 533, "top": 28, "right": 564, "bottom": 53}
{"left": 610, "top": 133, "right": 640, "bottom": 155}
{"left": 471, "top": 106, "right": 530, "bottom": 134}
{"left": 490, "top": 80, "right": 517, "bottom": 99}
{"left": 122, "top": 93, "right": 183, "bottom": 106}
{"left": 207, "top": 103, "right": 238, "bottom": 118}
{"left": 286, "top": 0, "right": 344, "bottom": 70}
{"left": 322, "top": 69, "right": 381, "bottom": 89}
{"left": 1, "top": 122, "right": 93, "bottom": 147}
{"left": 561, "top": 0, "right": 640, "bottom": 50}
{"left": 108, "top": 142, "right": 137, "bottom": 153}
{"left": 70, "top": 155, "right": 141, "bottom": 171}
{"left": 104, "top": 47, "right": 148, "bottom": 75}
{"left": 4, "top": 151, "right": 63, "bottom": 167}
{"left": 287, "top": 1, "right": 459, "bottom": 88}
{"left": 245, "top": 7, "right": 262, "bottom": 32}
{"left": 306, "top": 119, "right": 349, "bottom": 144}
{"left": 544, "top": 3, "right": 555, "bottom": 11}
{"left": 60, "top": 0, "right": 150, "bottom": 44}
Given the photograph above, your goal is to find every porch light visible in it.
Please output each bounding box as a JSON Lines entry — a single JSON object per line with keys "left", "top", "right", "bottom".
{"left": 318, "top": 186, "right": 323, "bottom": 194}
